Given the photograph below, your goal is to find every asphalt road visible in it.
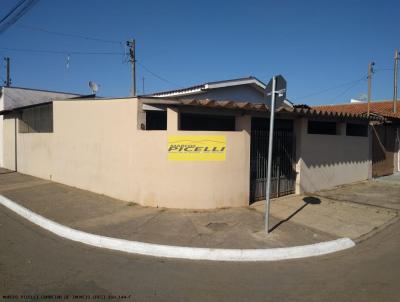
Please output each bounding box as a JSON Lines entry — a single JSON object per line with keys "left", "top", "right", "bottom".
{"left": 1, "top": 206, "right": 399, "bottom": 302}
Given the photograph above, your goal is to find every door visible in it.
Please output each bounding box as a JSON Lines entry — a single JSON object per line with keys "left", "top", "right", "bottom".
{"left": 250, "top": 119, "right": 296, "bottom": 203}
{"left": 372, "top": 124, "right": 395, "bottom": 177}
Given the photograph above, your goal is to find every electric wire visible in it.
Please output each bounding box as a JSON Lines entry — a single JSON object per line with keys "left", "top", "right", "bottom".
{"left": 1, "top": 46, "right": 181, "bottom": 90}
{"left": 0, "top": 47, "right": 124, "bottom": 56}
{"left": 329, "top": 77, "right": 367, "bottom": 103}
{"left": 137, "top": 61, "right": 182, "bottom": 88}
{"left": 293, "top": 75, "right": 367, "bottom": 101}
{"left": 375, "top": 68, "right": 394, "bottom": 72}
{"left": 0, "top": 0, "right": 26, "bottom": 24}
{"left": 0, "top": 0, "right": 39, "bottom": 33}
{"left": 16, "top": 23, "right": 123, "bottom": 45}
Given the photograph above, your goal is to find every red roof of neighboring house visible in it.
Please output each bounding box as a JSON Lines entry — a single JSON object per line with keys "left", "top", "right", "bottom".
{"left": 313, "top": 100, "right": 400, "bottom": 120}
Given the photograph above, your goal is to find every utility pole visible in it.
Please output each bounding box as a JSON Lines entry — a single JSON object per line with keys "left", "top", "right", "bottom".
{"left": 367, "top": 61, "right": 375, "bottom": 117}
{"left": 127, "top": 39, "right": 136, "bottom": 96}
{"left": 142, "top": 77, "right": 145, "bottom": 95}
{"left": 4, "top": 57, "right": 11, "bottom": 87}
{"left": 393, "top": 50, "right": 399, "bottom": 114}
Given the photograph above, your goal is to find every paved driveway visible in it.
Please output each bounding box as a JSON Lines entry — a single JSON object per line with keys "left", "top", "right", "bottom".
{"left": 316, "top": 173, "right": 400, "bottom": 211}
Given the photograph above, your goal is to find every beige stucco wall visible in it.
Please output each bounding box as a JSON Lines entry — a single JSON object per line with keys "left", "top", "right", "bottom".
{"left": 295, "top": 118, "right": 371, "bottom": 193}
{"left": 13, "top": 99, "right": 251, "bottom": 209}
{"left": 5, "top": 97, "right": 377, "bottom": 206}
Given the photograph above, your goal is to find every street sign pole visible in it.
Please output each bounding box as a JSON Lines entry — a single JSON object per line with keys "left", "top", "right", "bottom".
{"left": 265, "top": 76, "right": 276, "bottom": 234}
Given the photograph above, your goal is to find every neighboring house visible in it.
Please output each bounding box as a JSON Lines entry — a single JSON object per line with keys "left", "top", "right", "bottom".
{"left": 313, "top": 101, "right": 400, "bottom": 177}
{"left": 147, "top": 76, "right": 292, "bottom": 107}
{"left": 142, "top": 76, "right": 293, "bottom": 131}
{"left": 0, "top": 86, "right": 81, "bottom": 168}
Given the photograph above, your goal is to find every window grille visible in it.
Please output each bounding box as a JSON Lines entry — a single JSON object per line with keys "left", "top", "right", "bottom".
{"left": 19, "top": 104, "right": 53, "bottom": 133}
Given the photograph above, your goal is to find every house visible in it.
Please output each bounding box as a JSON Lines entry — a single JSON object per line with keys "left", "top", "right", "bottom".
{"left": 0, "top": 86, "right": 81, "bottom": 168}
{"left": 148, "top": 77, "right": 268, "bottom": 103}
{"left": 142, "top": 76, "right": 293, "bottom": 131}
{"left": 313, "top": 101, "right": 400, "bottom": 177}
{"left": 0, "top": 80, "right": 381, "bottom": 209}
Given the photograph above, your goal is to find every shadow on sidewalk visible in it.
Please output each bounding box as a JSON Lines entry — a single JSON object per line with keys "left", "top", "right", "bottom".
{"left": 269, "top": 196, "right": 321, "bottom": 232}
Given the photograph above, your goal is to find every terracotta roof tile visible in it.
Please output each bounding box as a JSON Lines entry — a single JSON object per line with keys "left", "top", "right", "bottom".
{"left": 313, "top": 100, "right": 400, "bottom": 120}
{"left": 178, "top": 98, "right": 271, "bottom": 111}
{"left": 140, "top": 97, "right": 387, "bottom": 121}
{"left": 141, "top": 97, "right": 385, "bottom": 121}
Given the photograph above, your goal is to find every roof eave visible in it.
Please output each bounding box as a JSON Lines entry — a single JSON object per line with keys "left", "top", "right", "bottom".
{"left": 151, "top": 88, "right": 204, "bottom": 98}
{"left": 205, "top": 78, "right": 266, "bottom": 90}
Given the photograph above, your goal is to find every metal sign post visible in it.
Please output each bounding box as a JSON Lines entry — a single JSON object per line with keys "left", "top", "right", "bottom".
{"left": 265, "top": 76, "right": 276, "bottom": 233}
{"left": 264, "top": 75, "right": 286, "bottom": 234}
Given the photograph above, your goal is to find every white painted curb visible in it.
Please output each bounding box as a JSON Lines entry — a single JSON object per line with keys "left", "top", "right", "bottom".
{"left": 0, "top": 195, "right": 355, "bottom": 262}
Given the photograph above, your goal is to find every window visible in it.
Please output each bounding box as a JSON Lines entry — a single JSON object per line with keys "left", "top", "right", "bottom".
{"left": 307, "top": 121, "right": 337, "bottom": 135}
{"left": 19, "top": 104, "right": 53, "bottom": 133}
{"left": 346, "top": 123, "right": 368, "bottom": 137}
{"left": 252, "top": 118, "right": 293, "bottom": 131}
{"left": 145, "top": 110, "right": 167, "bottom": 130}
{"left": 180, "top": 113, "right": 235, "bottom": 131}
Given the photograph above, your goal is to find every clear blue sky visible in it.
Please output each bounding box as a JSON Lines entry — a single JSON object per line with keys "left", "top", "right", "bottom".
{"left": 0, "top": 0, "right": 399, "bottom": 105}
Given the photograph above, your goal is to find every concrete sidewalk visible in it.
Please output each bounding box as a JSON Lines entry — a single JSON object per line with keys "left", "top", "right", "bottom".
{"left": 252, "top": 194, "right": 397, "bottom": 240}
{"left": 0, "top": 169, "right": 334, "bottom": 249}
{"left": 316, "top": 173, "right": 400, "bottom": 211}
{"left": 0, "top": 169, "right": 397, "bottom": 249}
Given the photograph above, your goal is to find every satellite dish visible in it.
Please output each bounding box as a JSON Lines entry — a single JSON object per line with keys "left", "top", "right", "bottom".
{"left": 89, "top": 81, "right": 99, "bottom": 94}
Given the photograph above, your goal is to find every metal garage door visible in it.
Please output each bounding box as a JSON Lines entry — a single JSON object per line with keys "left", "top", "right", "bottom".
{"left": 250, "top": 119, "right": 296, "bottom": 203}
{"left": 372, "top": 124, "right": 395, "bottom": 177}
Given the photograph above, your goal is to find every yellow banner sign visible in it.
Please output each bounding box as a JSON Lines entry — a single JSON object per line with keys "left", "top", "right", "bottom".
{"left": 168, "top": 135, "right": 226, "bottom": 161}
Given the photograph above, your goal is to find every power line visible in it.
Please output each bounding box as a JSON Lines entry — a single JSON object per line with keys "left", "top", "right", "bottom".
{"left": 0, "top": 47, "right": 124, "bottom": 56}
{"left": 0, "top": 0, "right": 26, "bottom": 24}
{"left": 375, "top": 67, "right": 394, "bottom": 72}
{"left": 0, "top": 0, "right": 39, "bottom": 33}
{"left": 1, "top": 45, "right": 181, "bottom": 90}
{"left": 16, "top": 23, "right": 123, "bottom": 45}
{"left": 137, "top": 61, "right": 182, "bottom": 88}
{"left": 330, "top": 77, "right": 366, "bottom": 103}
{"left": 293, "top": 75, "right": 366, "bottom": 101}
